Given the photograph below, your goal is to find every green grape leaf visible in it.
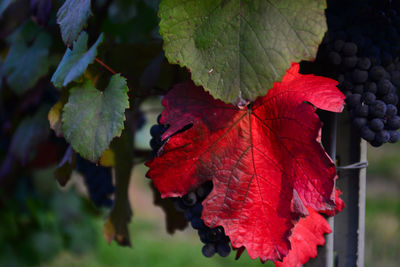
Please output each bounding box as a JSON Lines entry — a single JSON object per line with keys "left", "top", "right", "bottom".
{"left": 62, "top": 74, "right": 129, "bottom": 162}
{"left": 57, "top": 0, "right": 92, "bottom": 46}
{"left": 3, "top": 32, "right": 51, "bottom": 95}
{"left": 159, "top": 0, "right": 327, "bottom": 104}
{"left": 51, "top": 32, "right": 103, "bottom": 88}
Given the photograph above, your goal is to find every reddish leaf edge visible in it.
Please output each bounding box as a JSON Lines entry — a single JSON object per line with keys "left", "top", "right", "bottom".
{"left": 272, "top": 189, "right": 345, "bottom": 267}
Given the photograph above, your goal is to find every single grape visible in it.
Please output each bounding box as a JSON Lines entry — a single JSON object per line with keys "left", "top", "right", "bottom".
{"left": 345, "top": 94, "right": 362, "bottom": 107}
{"left": 352, "top": 69, "right": 368, "bottom": 83}
{"left": 353, "top": 85, "right": 364, "bottom": 94}
{"left": 369, "top": 118, "right": 384, "bottom": 132}
{"left": 376, "top": 130, "right": 390, "bottom": 143}
{"left": 362, "top": 92, "right": 376, "bottom": 104}
{"left": 389, "top": 131, "right": 400, "bottom": 143}
{"left": 343, "top": 42, "right": 358, "bottom": 56}
{"left": 216, "top": 242, "right": 231, "bottom": 257}
{"left": 191, "top": 217, "right": 205, "bottom": 229}
{"left": 182, "top": 192, "right": 197, "bottom": 206}
{"left": 355, "top": 104, "right": 369, "bottom": 117}
{"left": 369, "top": 100, "right": 387, "bottom": 118}
{"left": 357, "top": 57, "right": 371, "bottom": 70}
{"left": 360, "top": 126, "right": 375, "bottom": 141}
{"left": 365, "top": 82, "right": 377, "bottom": 93}
{"left": 369, "top": 66, "right": 386, "bottom": 81}
{"left": 202, "top": 243, "right": 216, "bottom": 257}
{"left": 343, "top": 56, "right": 358, "bottom": 68}
{"left": 334, "top": 39, "right": 345, "bottom": 52}
{"left": 387, "top": 116, "right": 400, "bottom": 130}
{"left": 386, "top": 104, "right": 398, "bottom": 116}
{"left": 377, "top": 79, "right": 394, "bottom": 95}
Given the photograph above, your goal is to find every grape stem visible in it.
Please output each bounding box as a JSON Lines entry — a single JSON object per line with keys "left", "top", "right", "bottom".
{"left": 95, "top": 58, "right": 117, "bottom": 75}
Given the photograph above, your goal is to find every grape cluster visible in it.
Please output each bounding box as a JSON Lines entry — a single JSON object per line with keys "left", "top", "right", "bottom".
{"left": 317, "top": 0, "right": 400, "bottom": 147}
{"left": 149, "top": 115, "right": 168, "bottom": 158}
{"left": 173, "top": 182, "right": 231, "bottom": 258}
{"left": 149, "top": 116, "right": 231, "bottom": 258}
{"left": 76, "top": 156, "right": 114, "bottom": 207}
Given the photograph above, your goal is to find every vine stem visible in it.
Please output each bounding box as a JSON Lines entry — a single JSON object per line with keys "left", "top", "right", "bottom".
{"left": 95, "top": 58, "right": 117, "bottom": 75}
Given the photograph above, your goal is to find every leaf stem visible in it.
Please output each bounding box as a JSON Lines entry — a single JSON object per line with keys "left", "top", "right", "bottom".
{"left": 95, "top": 58, "right": 117, "bottom": 75}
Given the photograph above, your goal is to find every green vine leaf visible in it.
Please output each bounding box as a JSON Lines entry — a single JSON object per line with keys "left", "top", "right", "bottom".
{"left": 159, "top": 0, "right": 327, "bottom": 104}
{"left": 62, "top": 74, "right": 129, "bottom": 162}
{"left": 3, "top": 32, "right": 51, "bottom": 95}
{"left": 51, "top": 32, "right": 103, "bottom": 88}
{"left": 57, "top": 0, "right": 92, "bottom": 46}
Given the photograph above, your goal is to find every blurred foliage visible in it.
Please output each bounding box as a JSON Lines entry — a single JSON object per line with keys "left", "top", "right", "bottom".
{"left": 0, "top": 169, "right": 98, "bottom": 266}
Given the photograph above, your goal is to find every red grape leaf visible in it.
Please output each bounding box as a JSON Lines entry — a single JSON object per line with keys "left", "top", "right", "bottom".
{"left": 320, "top": 188, "right": 345, "bottom": 216}
{"left": 146, "top": 63, "right": 345, "bottom": 261}
{"left": 274, "top": 207, "right": 332, "bottom": 267}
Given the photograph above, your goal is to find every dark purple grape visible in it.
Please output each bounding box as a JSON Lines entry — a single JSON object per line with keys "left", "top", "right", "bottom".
{"left": 369, "top": 100, "right": 387, "bottom": 118}
{"left": 376, "top": 130, "right": 390, "bottom": 143}
{"left": 342, "top": 81, "right": 354, "bottom": 92}
{"left": 382, "top": 93, "right": 398, "bottom": 105}
{"left": 192, "top": 202, "right": 203, "bottom": 215}
{"left": 352, "top": 69, "right": 368, "bottom": 83}
{"left": 345, "top": 94, "right": 362, "bottom": 107}
{"left": 370, "top": 66, "right": 386, "bottom": 81}
{"left": 150, "top": 138, "right": 162, "bottom": 150}
{"left": 343, "top": 42, "right": 358, "bottom": 56}
{"left": 182, "top": 192, "right": 197, "bottom": 206}
{"left": 202, "top": 243, "right": 216, "bottom": 257}
{"left": 370, "top": 139, "right": 383, "bottom": 147}
{"left": 196, "top": 183, "right": 213, "bottom": 199}
{"left": 357, "top": 57, "right": 371, "bottom": 70}
{"left": 378, "top": 79, "right": 394, "bottom": 95}
{"left": 369, "top": 118, "right": 384, "bottom": 132}
{"left": 353, "top": 85, "right": 364, "bottom": 94}
{"left": 198, "top": 229, "right": 208, "bottom": 243}
{"left": 389, "top": 131, "right": 400, "bottom": 143}
{"left": 184, "top": 209, "right": 194, "bottom": 221}
{"left": 355, "top": 104, "right": 369, "bottom": 117}
{"left": 362, "top": 92, "right": 376, "bottom": 104}
{"left": 387, "top": 116, "right": 400, "bottom": 130}
{"left": 216, "top": 242, "right": 231, "bottom": 257}
{"left": 191, "top": 217, "right": 205, "bottom": 229}
{"left": 150, "top": 125, "right": 161, "bottom": 137}
{"left": 360, "top": 126, "right": 375, "bottom": 141}
{"left": 365, "top": 82, "right": 377, "bottom": 93}
{"left": 343, "top": 56, "right": 358, "bottom": 68}
{"left": 334, "top": 39, "right": 345, "bottom": 52}
{"left": 386, "top": 104, "right": 398, "bottom": 116}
